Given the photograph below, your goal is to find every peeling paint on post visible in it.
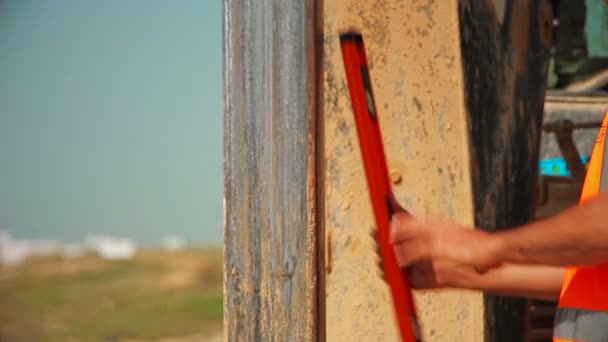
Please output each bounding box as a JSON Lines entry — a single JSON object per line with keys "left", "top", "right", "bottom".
{"left": 223, "top": 0, "right": 321, "bottom": 341}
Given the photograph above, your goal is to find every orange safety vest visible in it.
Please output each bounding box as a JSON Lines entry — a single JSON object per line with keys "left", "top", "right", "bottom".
{"left": 553, "top": 112, "right": 608, "bottom": 342}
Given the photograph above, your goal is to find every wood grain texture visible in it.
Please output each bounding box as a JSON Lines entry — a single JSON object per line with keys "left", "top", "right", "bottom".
{"left": 222, "top": 0, "right": 321, "bottom": 340}
{"left": 458, "top": 0, "right": 553, "bottom": 341}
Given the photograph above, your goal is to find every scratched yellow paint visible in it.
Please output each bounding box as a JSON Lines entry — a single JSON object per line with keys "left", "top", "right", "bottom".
{"left": 323, "top": 1, "right": 485, "bottom": 341}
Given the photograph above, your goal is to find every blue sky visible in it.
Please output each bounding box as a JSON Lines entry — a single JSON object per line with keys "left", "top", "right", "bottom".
{"left": 0, "top": 1, "right": 222, "bottom": 245}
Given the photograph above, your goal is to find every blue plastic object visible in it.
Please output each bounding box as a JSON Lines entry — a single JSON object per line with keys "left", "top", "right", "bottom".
{"left": 539, "top": 156, "right": 591, "bottom": 177}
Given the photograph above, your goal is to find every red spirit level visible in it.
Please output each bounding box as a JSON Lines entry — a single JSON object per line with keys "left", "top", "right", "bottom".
{"left": 339, "top": 32, "right": 422, "bottom": 342}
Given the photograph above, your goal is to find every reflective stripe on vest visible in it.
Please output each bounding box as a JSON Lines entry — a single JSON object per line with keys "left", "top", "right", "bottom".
{"left": 553, "top": 112, "right": 608, "bottom": 342}
{"left": 554, "top": 307, "right": 608, "bottom": 341}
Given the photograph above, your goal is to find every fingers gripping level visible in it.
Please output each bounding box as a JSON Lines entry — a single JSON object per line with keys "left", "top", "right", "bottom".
{"left": 339, "top": 32, "right": 422, "bottom": 342}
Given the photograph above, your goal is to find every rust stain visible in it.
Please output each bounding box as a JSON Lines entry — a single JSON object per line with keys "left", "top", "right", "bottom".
{"left": 390, "top": 169, "right": 403, "bottom": 185}
{"left": 510, "top": 0, "right": 530, "bottom": 74}
{"left": 538, "top": 0, "right": 554, "bottom": 49}
{"left": 325, "top": 230, "right": 332, "bottom": 274}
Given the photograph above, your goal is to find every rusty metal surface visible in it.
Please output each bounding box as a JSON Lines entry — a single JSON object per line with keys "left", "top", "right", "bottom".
{"left": 222, "top": 0, "right": 320, "bottom": 340}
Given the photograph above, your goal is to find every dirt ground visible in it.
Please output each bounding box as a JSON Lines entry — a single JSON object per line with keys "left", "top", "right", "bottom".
{"left": 0, "top": 247, "right": 223, "bottom": 342}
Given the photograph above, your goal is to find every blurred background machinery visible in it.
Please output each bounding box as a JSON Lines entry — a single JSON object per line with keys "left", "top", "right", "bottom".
{"left": 530, "top": 1, "right": 608, "bottom": 341}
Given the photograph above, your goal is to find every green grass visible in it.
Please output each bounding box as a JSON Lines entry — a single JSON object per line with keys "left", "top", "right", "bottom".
{"left": 0, "top": 248, "right": 223, "bottom": 342}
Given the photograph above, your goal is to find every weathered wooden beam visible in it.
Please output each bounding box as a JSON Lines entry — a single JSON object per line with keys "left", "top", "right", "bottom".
{"left": 458, "top": 1, "right": 553, "bottom": 341}
{"left": 222, "top": 0, "right": 321, "bottom": 340}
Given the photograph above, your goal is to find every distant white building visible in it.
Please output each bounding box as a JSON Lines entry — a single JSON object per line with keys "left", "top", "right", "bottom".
{"left": 26, "top": 239, "right": 61, "bottom": 256}
{"left": 162, "top": 235, "right": 187, "bottom": 251}
{"left": 0, "top": 233, "right": 28, "bottom": 266}
{"left": 84, "top": 235, "right": 113, "bottom": 252}
{"left": 84, "top": 235, "right": 136, "bottom": 260}
{"left": 0, "top": 230, "right": 60, "bottom": 266}
{"left": 0, "top": 231, "right": 138, "bottom": 264}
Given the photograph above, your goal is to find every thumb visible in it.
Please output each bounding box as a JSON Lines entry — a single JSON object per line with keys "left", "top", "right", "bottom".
{"left": 389, "top": 213, "right": 421, "bottom": 243}
{"left": 387, "top": 193, "right": 407, "bottom": 216}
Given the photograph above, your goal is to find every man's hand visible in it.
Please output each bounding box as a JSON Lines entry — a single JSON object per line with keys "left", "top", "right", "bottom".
{"left": 389, "top": 213, "right": 504, "bottom": 288}
{"left": 371, "top": 213, "right": 564, "bottom": 300}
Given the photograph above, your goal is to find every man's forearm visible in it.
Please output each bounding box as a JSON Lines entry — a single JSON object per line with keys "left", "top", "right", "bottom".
{"left": 494, "top": 192, "right": 608, "bottom": 267}
{"left": 453, "top": 264, "right": 564, "bottom": 301}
